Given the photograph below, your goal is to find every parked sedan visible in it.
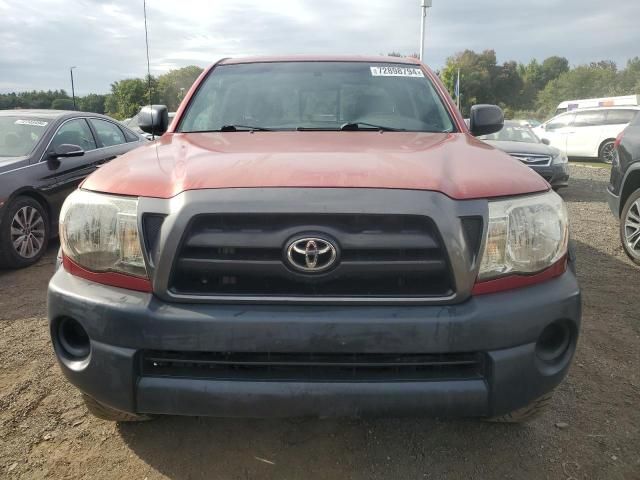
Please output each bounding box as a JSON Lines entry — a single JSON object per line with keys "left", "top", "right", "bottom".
{"left": 0, "top": 109, "right": 145, "bottom": 268}
{"left": 479, "top": 121, "right": 569, "bottom": 189}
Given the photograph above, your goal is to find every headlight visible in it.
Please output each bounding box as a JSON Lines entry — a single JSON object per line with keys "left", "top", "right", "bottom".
{"left": 59, "top": 190, "right": 147, "bottom": 278}
{"left": 553, "top": 152, "right": 568, "bottom": 164}
{"left": 478, "top": 191, "right": 568, "bottom": 280}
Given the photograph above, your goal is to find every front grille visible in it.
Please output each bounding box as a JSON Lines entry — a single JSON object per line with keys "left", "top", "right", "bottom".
{"left": 510, "top": 153, "right": 552, "bottom": 167}
{"left": 141, "top": 351, "right": 485, "bottom": 382}
{"left": 168, "top": 214, "right": 454, "bottom": 298}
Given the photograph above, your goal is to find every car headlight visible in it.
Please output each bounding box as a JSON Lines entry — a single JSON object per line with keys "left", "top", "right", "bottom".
{"left": 59, "top": 190, "right": 147, "bottom": 278}
{"left": 553, "top": 152, "right": 568, "bottom": 164}
{"left": 478, "top": 191, "right": 568, "bottom": 280}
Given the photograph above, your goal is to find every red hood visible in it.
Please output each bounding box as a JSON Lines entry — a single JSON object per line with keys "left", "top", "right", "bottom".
{"left": 82, "top": 132, "right": 549, "bottom": 200}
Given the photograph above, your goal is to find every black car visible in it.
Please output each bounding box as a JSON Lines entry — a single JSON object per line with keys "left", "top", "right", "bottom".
{"left": 0, "top": 109, "right": 145, "bottom": 268}
{"left": 608, "top": 112, "right": 640, "bottom": 265}
{"left": 479, "top": 121, "right": 570, "bottom": 189}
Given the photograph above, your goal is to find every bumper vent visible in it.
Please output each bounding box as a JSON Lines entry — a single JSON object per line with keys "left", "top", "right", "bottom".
{"left": 141, "top": 351, "right": 485, "bottom": 382}
{"left": 168, "top": 214, "right": 454, "bottom": 299}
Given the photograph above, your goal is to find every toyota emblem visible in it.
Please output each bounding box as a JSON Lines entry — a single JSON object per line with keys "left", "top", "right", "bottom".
{"left": 285, "top": 237, "right": 338, "bottom": 273}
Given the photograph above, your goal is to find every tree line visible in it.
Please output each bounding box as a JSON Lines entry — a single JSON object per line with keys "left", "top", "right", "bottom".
{"left": 440, "top": 51, "right": 640, "bottom": 118}
{"left": 1, "top": 53, "right": 639, "bottom": 121}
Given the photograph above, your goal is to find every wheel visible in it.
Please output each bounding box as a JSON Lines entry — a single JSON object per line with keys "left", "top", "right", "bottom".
{"left": 82, "top": 394, "right": 153, "bottom": 422}
{"left": 0, "top": 196, "right": 49, "bottom": 269}
{"left": 620, "top": 189, "right": 640, "bottom": 265}
{"left": 485, "top": 392, "right": 553, "bottom": 423}
{"left": 598, "top": 139, "right": 616, "bottom": 164}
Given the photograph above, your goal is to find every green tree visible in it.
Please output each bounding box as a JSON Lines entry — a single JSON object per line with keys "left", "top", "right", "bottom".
{"left": 156, "top": 65, "right": 203, "bottom": 110}
{"left": 51, "top": 98, "right": 75, "bottom": 110}
{"left": 78, "top": 93, "right": 106, "bottom": 113}
{"left": 106, "top": 77, "right": 157, "bottom": 119}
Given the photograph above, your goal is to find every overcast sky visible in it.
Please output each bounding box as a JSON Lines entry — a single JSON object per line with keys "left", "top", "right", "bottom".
{"left": 1, "top": 0, "right": 638, "bottom": 95}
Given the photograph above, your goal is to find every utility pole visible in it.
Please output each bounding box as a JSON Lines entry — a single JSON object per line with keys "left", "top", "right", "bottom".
{"left": 69, "top": 66, "right": 77, "bottom": 110}
{"left": 419, "top": 0, "right": 433, "bottom": 61}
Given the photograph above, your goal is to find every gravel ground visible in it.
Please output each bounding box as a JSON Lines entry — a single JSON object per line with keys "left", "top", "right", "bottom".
{"left": 1, "top": 164, "right": 639, "bottom": 480}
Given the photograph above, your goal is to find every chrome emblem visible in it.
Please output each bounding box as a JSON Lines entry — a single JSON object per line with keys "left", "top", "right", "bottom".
{"left": 286, "top": 237, "right": 338, "bottom": 273}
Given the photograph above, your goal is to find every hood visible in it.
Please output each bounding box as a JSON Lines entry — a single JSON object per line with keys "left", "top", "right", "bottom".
{"left": 483, "top": 140, "right": 560, "bottom": 157}
{"left": 0, "top": 156, "right": 30, "bottom": 174}
{"left": 82, "top": 132, "right": 549, "bottom": 200}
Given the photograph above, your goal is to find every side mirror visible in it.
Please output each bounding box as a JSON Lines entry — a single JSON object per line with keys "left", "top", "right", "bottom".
{"left": 52, "top": 144, "right": 84, "bottom": 158}
{"left": 468, "top": 104, "right": 504, "bottom": 137}
{"left": 541, "top": 138, "right": 550, "bottom": 146}
{"left": 138, "top": 105, "right": 169, "bottom": 136}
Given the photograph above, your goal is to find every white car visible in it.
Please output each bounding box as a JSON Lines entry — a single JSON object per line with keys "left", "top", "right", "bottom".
{"left": 533, "top": 107, "right": 640, "bottom": 163}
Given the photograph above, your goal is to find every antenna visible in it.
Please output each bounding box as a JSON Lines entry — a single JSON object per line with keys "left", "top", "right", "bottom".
{"left": 143, "top": 0, "right": 154, "bottom": 138}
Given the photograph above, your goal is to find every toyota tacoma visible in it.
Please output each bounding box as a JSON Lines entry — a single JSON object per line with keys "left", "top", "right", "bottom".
{"left": 48, "top": 56, "right": 581, "bottom": 422}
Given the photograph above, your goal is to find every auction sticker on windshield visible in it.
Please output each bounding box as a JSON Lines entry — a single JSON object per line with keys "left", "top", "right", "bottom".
{"left": 15, "top": 119, "right": 48, "bottom": 127}
{"left": 370, "top": 66, "right": 424, "bottom": 77}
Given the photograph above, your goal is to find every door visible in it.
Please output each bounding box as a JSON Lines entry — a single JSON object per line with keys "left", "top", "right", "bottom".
{"left": 537, "top": 112, "right": 576, "bottom": 155}
{"left": 39, "top": 118, "right": 101, "bottom": 222}
{"left": 566, "top": 110, "right": 606, "bottom": 157}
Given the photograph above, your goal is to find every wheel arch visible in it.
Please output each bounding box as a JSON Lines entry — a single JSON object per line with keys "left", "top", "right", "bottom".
{"left": 620, "top": 168, "right": 640, "bottom": 216}
{"left": 6, "top": 188, "right": 54, "bottom": 235}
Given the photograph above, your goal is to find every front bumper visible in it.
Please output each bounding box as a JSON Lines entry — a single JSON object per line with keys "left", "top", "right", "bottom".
{"left": 607, "top": 187, "right": 621, "bottom": 217}
{"left": 530, "top": 163, "right": 570, "bottom": 188}
{"left": 48, "top": 267, "right": 581, "bottom": 419}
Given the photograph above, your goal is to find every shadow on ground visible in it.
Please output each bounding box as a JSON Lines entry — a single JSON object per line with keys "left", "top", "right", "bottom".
{"left": 117, "top": 238, "right": 638, "bottom": 480}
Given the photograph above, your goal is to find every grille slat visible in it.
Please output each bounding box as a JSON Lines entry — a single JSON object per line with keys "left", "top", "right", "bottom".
{"left": 142, "top": 351, "right": 484, "bottom": 382}
{"left": 169, "top": 214, "right": 454, "bottom": 299}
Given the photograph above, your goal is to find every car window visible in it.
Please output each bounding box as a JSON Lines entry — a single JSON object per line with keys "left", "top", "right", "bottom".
{"left": 178, "top": 62, "right": 455, "bottom": 133}
{"left": 605, "top": 109, "right": 637, "bottom": 125}
{"left": 122, "top": 127, "right": 140, "bottom": 142}
{"left": 573, "top": 110, "right": 606, "bottom": 127}
{"left": 0, "top": 117, "right": 50, "bottom": 157}
{"left": 545, "top": 113, "right": 575, "bottom": 131}
{"left": 478, "top": 124, "right": 540, "bottom": 143}
{"left": 89, "top": 118, "right": 126, "bottom": 147}
{"left": 50, "top": 119, "right": 97, "bottom": 153}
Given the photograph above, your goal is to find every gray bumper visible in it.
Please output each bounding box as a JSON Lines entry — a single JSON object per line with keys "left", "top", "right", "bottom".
{"left": 607, "top": 187, "right": 621, "bottom": 217}
{"left": 48, "top": 268, "right": 581, "bottom": 418}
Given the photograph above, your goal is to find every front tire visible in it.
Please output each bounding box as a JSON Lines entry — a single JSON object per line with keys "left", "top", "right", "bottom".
{"left": 598, "top": 139, "right": 616, "bottom": 164}
{"left": 0, "top": 196, "right": 49, "bottom": 269}
{"left": 486, "top": 392, "right": 553, "bottom": 423}
{"left": 82, "top": 394, "right": 153, "bottom": 422}
{"left": 620, "top": 189, "right": 640, "bottom": 265}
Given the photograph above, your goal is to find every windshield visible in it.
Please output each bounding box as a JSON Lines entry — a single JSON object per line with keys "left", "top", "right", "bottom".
{"left": 0, "top": 117, "right": 50, "bottom": 157}
{"left": 178, "top": 62, "right": 455, "bottom": 133}
{"left": 478, "top": 123, "right": 540, "bottom": 143}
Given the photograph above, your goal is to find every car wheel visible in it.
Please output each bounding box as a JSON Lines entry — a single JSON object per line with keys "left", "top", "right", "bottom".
{"left": 598, "top": 140, "right": 616, "bottom": 164}
{"left": 0, "top": 196, "right": 50, "bottom": 269}
{"left": 82, "top": 394, "right": 153, "bottom": 422}
{"left": 620, "top": 189, "right": 640, "bottom": 265}
{"left": 485, "top": 392, "right": 553, "bottom": 423}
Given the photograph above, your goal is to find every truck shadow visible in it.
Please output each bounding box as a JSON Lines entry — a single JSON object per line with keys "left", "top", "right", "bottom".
{"left": 117, "top": 238, "right": 638, "bottom": 480}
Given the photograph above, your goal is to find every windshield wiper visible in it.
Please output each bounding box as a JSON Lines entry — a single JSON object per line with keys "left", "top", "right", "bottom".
{"left": 219, "top": 124, "right": 273, "bottom": 132}
{"left": 340, "top": 122, "right": 404, "bottom": 132}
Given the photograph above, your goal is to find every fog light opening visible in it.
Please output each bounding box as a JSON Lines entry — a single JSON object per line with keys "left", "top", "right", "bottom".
{"left": 57, "top": 317, "right": 91, "bottom": 360}
{"left": 536, "top": 320, "right": 572, "bottom": 363}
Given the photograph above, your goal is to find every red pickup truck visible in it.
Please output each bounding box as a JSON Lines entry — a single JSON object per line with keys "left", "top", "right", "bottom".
{"left": 48, "top": 56, "right": 581, "bottom": 422}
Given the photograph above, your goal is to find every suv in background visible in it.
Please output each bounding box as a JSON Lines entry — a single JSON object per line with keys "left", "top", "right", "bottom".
{"left": 608, "top": 112, "right": 640, "bottom": 264}
{"left": 534, "top": 107, "right": 640, "bottom": 163}
{"left": 48, "top": 56, "right": 581, "bottom": 423}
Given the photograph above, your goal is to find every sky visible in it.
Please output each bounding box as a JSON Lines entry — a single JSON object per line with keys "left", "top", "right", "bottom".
{"left": 1, "top": 0, "right": 639, "bottom": 95}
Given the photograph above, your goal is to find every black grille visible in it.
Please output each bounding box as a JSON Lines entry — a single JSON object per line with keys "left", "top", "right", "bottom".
{"left": 168, "top": 214, "right": 454, "bottom": 298}
{"left": 141, "top": 351, "right": 484, "bottom": 382}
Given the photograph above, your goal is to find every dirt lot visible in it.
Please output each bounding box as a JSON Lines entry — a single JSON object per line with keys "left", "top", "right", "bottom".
{"left": 1, "top": 164, "right": 639, "bottom": 480}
